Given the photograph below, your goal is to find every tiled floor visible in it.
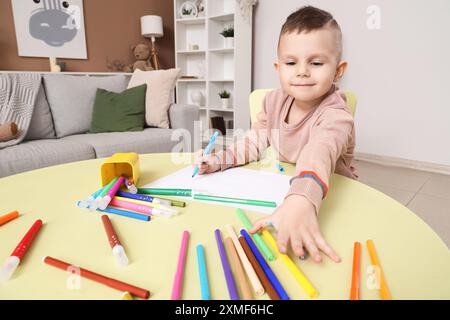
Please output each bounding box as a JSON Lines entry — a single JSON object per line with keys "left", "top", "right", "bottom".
{"left": 354, "top": 160, "right": 450, "bottom": 248}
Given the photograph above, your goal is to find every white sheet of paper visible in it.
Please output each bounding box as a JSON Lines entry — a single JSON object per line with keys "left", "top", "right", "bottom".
{"left": 141, "top": 166, "right": 292, "bottom": 214}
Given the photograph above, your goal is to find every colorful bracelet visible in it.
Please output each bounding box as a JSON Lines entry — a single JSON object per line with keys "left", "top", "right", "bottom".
{"left": 289, "top": 171, "right": 328, "bottom": 199}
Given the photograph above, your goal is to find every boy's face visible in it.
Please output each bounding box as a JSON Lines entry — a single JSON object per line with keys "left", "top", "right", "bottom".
{"left": 275, "top": 28, "right": 347, "bottom": 105}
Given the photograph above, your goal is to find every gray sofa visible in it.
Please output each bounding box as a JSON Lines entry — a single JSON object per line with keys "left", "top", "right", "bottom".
{"left": 0, "top": 73, "right": 199, "bottom": 178}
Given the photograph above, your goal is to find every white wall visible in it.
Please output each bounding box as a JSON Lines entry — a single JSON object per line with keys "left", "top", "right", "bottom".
{"left": 253, "top": 0, "right": 450, "bottom": 166}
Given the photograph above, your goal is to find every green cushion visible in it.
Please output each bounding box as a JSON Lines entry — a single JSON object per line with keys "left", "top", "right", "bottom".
{"left": 89, "top": 84, "right": 147, "bottom": 133}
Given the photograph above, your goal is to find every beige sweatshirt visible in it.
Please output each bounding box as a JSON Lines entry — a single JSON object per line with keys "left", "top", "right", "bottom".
{"left": 214, "top": 87, "right": 358, "bottom": 214}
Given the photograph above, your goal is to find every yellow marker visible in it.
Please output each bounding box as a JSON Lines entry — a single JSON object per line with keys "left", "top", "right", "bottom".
{"left": 122, "top": 292, "right": 134, "bottom": 300}
{"left": 261, "top": 229, "right": 318, "bottom": 298}
{"left": 113, "top": 196, "right": 179, "bottom": 215}
{"left": 366, "top": 239, "right": 391, "bottom": 300}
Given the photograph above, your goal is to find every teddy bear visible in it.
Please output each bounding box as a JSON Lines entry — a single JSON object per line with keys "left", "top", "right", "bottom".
{"left": 123, "top": 43, "right": 154, "bottom": 73}
{"left": 0, "top": 122, "right": 18, "bottom": 142}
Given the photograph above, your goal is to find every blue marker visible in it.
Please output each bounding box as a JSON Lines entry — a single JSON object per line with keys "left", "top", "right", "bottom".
{"left": 77, "top": 185, "right": 108, "bottom": 209}
{"left": 97, "top": 206, "right": 150, "bottom": 222}
{"left": 192, "top": 131, "right": 219, "bottom": 178}
{"left": 196, "top": 244, "right": 211, "bottom": 300}
{"left": 116, "top": 191, "right": 172, "bottom": 207}
{"left": 240, "top": 229, "right": 290, "bottom": 300}
{"left": 276, "top": 162, "right": 285, "bottom": 173}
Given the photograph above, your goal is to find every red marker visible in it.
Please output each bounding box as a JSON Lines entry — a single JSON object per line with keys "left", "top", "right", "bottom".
{"left": 43, "top": 256, "right": 150, "bottom": 299}
{"left": 0, "top": 219, "right": 43, "bottom": 282}
{"left": 101, "top": 215, "right": 129, "bottom": 267}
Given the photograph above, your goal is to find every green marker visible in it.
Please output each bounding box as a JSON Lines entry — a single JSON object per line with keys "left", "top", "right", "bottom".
{"left": 193, "top": 194, "right": 277, "bottom": 208}
{"left": 137, "top": 188, "right": 192, "bottom": 197}
{"left": 89, "top": 177, "right": 119, "bottom": 210}
{"left": 99, "top": 177, "right": 119, "bottom": 198}
{"left": 236, "top": 208, "right": 276, "bottom": 261}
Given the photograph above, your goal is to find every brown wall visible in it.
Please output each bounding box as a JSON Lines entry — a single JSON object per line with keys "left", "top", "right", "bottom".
{"left": 0, "top": 0, "right": 175, "bottom": 72}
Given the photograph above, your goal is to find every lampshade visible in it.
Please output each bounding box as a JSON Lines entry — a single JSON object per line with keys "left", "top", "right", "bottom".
{"left": 140, "top": 15, "right": 164, "bottom": 38}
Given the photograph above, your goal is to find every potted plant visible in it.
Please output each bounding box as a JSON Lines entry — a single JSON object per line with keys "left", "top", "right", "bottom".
{"left": 220, "top": 25, "right": 234, "bottom": 48}
{"left": 219, "top": 90, "right": 231, "bottom": 109}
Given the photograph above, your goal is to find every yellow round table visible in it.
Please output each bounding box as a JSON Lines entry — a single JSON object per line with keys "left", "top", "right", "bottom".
{"left": 0, "top": 153, "right": 449, "bottom": 300}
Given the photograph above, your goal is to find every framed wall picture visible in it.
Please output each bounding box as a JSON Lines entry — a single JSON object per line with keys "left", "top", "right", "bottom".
{"left": 11, "top": 0, "right": 88, "bottom": 59}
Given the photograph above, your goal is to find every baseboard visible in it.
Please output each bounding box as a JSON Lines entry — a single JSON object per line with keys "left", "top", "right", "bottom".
{"left": 355, "top": 152, "right": 450, "bottom": 176}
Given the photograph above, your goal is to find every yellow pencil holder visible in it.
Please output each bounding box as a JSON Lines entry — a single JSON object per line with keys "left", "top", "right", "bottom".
{"left": 100, "top": 153, "right": 140, "bottom": 187}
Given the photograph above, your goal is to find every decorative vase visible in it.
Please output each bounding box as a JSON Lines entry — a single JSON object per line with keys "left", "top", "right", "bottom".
{"left": 196, "top": 62, "right": 205, "bottom": 78}
{"left": 224, "top": 37, "right": 234, "bottom": 48}
{"left": 191, "top": 91, "right": 203, "bottom": 106}
{"left": 221, "top": 98, "right": 230, "bottom": 109}
{"left": 179, "top": 1, "right": 198, "bottom": 19}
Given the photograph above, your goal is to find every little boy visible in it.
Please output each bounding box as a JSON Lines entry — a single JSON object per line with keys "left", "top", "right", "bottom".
{"left": 195, "top": 6, "right": 358, "bottom": 263}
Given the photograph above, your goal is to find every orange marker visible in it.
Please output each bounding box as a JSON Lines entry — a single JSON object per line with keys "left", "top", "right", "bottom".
{"left": 350, "top": 242, "right": 361, "bottom": 300}
{"left": 0, "top": 211, "right": 19, "bottom": 226}
{"left": 366, "top": 239, "right": 391, "bottom": 300}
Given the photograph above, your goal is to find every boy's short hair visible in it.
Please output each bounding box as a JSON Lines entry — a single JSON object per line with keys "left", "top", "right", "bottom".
{"left": 278, "top": 6, "right": 343, "bottom": 61}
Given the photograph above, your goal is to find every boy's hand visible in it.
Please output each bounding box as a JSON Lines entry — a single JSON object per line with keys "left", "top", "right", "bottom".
{"left": 193, "top": 149, "right": 221, "bottom": 175}
{"left": 249, "top": 195, "right": 341, "bottom": 263}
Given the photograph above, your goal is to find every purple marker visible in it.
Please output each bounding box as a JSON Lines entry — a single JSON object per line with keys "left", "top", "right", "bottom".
{"left": 214, "top": 229, "right": 239, "bottom": 300}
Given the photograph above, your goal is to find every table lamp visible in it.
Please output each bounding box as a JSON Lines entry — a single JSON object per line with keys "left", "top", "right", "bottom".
{"left": 140, "top": 15, "right": 164, "bottom": 70}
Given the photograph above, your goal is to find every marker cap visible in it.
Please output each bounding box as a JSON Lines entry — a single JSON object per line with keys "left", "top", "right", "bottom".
{"left": 112, "top": 245, "right": 129, "bottom": 267}
{"left": 98, "top": 196, "right": 112, "bottom": 210}
{"left": 152, "top": 207, "right": 179, "bottom": 218}
{"left": 0, "top": 256, "right": 20, "bottom": 282}
{"left": 122, "top": 292, "right": 134, "bottom": 300}
{"left": 152, "top": 198, "right": 172, "bottom": 207}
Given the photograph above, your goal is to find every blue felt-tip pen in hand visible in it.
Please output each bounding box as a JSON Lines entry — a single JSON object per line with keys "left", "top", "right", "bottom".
{"left": 276, "top": 162, "right": 285, "bottom": 173}
{"left": 192, "top": 131, "right": 219, "bottom": 178}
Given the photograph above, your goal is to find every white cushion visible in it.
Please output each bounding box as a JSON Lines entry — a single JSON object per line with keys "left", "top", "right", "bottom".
{"left": 127, "top": 68, "right": 180, "bottom": 129}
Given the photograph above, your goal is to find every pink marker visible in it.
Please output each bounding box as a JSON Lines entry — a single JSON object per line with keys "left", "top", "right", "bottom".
{"left": 0, "top": 219, "right": 43, "bottom": 282}
{"left": 109, "top": 198, "right": 177, "bottom": 217}
{"left": 98, "top": 176, "right": 125, "bottom": 210}
{"left": 171, "top": 230, "right": 190, "bottom": 300}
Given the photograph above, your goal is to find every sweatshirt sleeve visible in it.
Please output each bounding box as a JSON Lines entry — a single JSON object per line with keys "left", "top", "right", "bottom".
{"left": 214, "top": 95, "right": 270, "bottom": 171}
{"left": 284, "top": 108, "right": 354, "bottom": 215}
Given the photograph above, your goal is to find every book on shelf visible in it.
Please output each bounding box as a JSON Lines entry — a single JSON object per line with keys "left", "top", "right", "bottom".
{"left": 225, "top": 119, "right": 234, "bottom": 130}
{"left": 209, "top": 116, "right": 226, "bottom": 135}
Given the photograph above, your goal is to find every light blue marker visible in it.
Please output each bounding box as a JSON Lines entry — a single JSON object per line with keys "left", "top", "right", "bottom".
{"left": 77, "top": 186, "right": 107, "bottom": 209}
{"left": 98, "top": 206, "right": 150, "bottom": 222}
{"left": 196, "top": 244, "right": 211, "bottom": 300}
{"left": 192, "top": 131, "right": 219, "bottom": 178}
{"left": 276, "top": 162, "right": 285, "bottom": 173}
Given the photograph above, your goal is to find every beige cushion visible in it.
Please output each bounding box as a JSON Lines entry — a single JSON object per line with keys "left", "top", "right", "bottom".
{"left": 127, "top": 68, "right": 180, "bottom": 129}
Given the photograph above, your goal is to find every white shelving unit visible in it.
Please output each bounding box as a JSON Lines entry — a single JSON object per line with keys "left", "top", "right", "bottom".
{"left": 173, "top": 0, "right": 253, "bottom": 146}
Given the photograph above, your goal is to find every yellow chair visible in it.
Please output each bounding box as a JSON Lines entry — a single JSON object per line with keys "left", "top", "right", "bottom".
{"left": 249, "top": 88, "right": 357, "bottom": 124}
